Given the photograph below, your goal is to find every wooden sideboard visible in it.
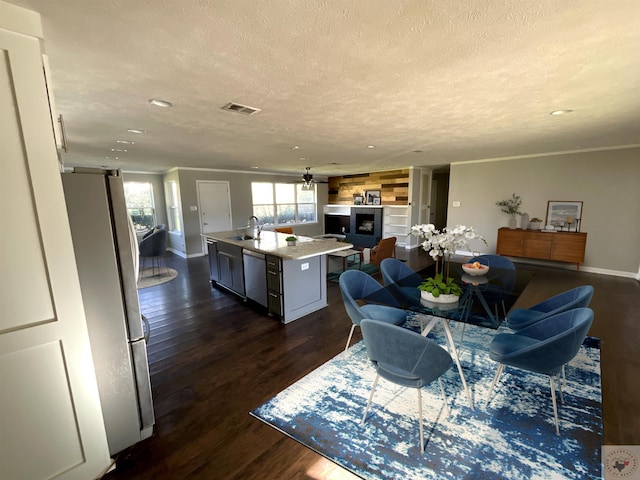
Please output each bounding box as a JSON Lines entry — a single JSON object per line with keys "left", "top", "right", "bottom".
{"left": 496, "top": 228, "right": 587, "bottom": 271}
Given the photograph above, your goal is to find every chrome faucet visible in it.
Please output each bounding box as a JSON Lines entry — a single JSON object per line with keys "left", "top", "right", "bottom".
{"left": 247, "top": 215, "right": 262, "bottom": 239}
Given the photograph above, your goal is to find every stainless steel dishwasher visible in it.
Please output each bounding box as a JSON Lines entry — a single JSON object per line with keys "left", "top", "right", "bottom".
{"left": 242, "top": 249, "right": 268, "bottom": 307}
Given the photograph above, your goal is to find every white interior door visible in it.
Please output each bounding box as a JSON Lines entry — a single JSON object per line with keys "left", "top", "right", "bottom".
{"left": 0, "top": 14, "right": 110, "bottom": 480}
{"left": 197, "top": 181, "right": 232, "bottom": 254}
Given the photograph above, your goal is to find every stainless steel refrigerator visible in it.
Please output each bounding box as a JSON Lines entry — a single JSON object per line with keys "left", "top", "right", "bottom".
{"left": 62, "top": 168, "right": 154, "bottom": 456}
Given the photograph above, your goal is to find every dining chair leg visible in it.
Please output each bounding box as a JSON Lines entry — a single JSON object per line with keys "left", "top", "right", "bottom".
{"left": 549, "top": 376, "right": 560, "bottom": 435}
{"left": 418, "top": 388, "right": 425, "bottom": 453}
{"left": 438, "top": 377, "right": 450, "bottom": 417}
{"left": 361, "top": 374, "right": 380, "bottom": 424}
{"left": 486, "top": 363, "right": 505, "bottom": 406}
{"left": 557, "top": 373, "right": 565, "bottom": 404}
{"left": 562, "top": 364, "right": 567, "bottom": 386}
{"left": 344, "top": 324, "right": 357, "bottom": 352}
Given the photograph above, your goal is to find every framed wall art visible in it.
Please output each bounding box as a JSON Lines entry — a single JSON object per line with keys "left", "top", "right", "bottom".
{"left": 353, "top": 195, "right": 364, "bottom": 205}
{"left": 546, "top": 200, "right": 583, "bottom": 231}
{"left": 365, "top": 190, "right": 381, "bottom": 205}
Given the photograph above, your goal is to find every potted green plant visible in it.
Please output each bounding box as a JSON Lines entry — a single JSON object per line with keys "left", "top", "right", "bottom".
{"left": 529, "top": 217, "right": 543, "bottom": 230}
{"left": 411, "top": 224, "right": 486, "bottom": 305}
{"left": 417, "top": 272, "right": 464, "bottom": 298}
{"left": 285, "top": 235, "right": 297, "bottom": 246}
{"left": 496, "top": 193, "right": 523, "bottom": 228}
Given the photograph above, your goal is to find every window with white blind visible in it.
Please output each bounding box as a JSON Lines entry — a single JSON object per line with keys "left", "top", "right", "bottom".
{"left": 164, "top": 180, "right": 182, "bottom": 232}
{"left": 251, "top": 182, "right": 317, "bottom": 226}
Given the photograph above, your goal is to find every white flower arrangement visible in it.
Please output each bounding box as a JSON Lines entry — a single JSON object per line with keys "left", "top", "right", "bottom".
{"left": 411, "top": 224, "right": 485, "bottom": 262}
{"left": 410, "top": 224, "right": 486, "bottom": 296}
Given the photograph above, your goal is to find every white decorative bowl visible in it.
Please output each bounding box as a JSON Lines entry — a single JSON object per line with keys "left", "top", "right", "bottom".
{"left": 462, "top": 263, "right": 490, "bottom": 276}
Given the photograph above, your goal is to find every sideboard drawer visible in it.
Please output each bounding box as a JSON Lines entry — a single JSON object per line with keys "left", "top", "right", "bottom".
{"left": 524, "top": 232, "right": 552, "bottom": 259}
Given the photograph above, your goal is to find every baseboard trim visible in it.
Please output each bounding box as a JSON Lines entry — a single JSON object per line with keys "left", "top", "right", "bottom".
{"left": 167, "top": 248, "right": 187, "bottom": 258}
{"left": 452, "top": 250, "right": 638, "bottom": 279}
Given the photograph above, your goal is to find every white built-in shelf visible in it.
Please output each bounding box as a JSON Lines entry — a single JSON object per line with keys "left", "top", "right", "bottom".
{"left": 382, "top": 205, "right": 411, "bottom": 248}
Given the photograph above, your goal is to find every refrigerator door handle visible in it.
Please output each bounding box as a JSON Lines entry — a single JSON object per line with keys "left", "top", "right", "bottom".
{"left": 131, "top": 339, "right": 155, "bottom": 434}
{"left": 141, "top": 314, "right": 150, "bottom": 343}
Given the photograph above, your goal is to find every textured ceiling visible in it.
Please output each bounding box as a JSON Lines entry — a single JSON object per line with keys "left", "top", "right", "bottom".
{"left": 10, "top": 0, "right": 640, "bottom": 176}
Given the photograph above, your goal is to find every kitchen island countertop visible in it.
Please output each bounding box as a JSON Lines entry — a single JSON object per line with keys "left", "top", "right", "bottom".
{"left": 202, "top": 230, "right": 353, "bottom": 260}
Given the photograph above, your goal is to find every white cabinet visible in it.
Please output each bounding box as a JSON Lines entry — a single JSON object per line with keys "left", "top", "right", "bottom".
{"left": 0, "top": 3, "right": 111, "bottom": 478}
{"left": 383, "top": 205, "right": 411, "bottom": 248}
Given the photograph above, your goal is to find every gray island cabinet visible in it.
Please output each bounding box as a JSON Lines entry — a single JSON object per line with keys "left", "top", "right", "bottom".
{"left": 204, "top": 231, "right": 352, "bottom": 323}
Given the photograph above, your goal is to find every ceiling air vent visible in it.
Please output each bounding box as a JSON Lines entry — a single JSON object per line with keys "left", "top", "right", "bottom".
{"left": 221, "top": 102, "right": 261, "bottom": 115}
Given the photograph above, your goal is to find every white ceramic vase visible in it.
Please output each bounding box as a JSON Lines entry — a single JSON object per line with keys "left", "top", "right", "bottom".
{"left": 508, "top": 216, "right": 517, "bottom": 229}
{"left": 420, "top": 290, "right": 459, "bottom": 304}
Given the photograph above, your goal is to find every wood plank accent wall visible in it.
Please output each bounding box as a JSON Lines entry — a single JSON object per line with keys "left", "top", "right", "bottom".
{"left": 327, "top": 169, "right": 410, "bottom": 205}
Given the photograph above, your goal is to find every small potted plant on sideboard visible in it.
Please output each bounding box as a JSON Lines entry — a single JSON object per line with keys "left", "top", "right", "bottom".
{"left": 529, "top": 217, "right": 543, "bottom": 230}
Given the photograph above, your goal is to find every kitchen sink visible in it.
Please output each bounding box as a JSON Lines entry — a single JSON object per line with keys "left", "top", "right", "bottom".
{"left": 229, "top": 234, "right": 253, "bottom": 241}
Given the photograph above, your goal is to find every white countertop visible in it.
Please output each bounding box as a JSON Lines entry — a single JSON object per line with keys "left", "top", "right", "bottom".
{"left": 203, "top": 230, "right": 353, "bottom": 260}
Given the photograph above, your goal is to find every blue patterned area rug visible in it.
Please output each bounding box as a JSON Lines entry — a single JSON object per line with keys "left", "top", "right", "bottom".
{"left": 250, "top": 321, "right": 602, "bottom": 479}
{"left": 327, "top": 262, "right": 380, "bottom": 282}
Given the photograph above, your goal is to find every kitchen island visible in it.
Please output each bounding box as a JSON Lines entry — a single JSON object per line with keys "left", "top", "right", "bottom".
{"left": 203, "top": 230, "right": 353, "bottom": 323}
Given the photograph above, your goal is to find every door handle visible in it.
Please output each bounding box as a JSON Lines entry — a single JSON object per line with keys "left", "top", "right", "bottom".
{"left": 204, "top": 222, "right": 209, "bottom": 225}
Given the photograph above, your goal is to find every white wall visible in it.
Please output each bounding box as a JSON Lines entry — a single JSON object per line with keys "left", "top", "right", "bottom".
{"left": 446, "top": 147, "right": 640, "bottom": 276}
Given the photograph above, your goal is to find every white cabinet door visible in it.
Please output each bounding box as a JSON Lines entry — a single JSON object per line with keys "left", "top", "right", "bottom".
{"left": 0, "top": 6, "right": 111, "bottom": 479}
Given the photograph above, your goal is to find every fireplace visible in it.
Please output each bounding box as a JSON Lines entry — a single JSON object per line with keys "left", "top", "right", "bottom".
{"left": 348, "top": 207, "right": 383, "bottom": 248}
{"left": 355, "top": 213, "right": 375, "bottom": 235}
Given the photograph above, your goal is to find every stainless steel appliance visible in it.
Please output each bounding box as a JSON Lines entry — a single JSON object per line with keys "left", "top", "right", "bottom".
{"left": 243, "top": 249, "right": 267, "bottom": 307}
{"left": 62, "top": 168, "right": 154, "bottom": 456}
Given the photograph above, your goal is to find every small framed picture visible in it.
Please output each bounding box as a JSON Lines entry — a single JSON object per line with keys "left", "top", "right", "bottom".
{"left": 372, "top": 197, "right": 381, "bottom": 205}
{"left": 546, "top": 201, "right": 583, "bottom": 231}
{"left": 365, "top": 190, "right": 381, "bottom": 205}
{"left": 353, "top": 195, "right": 364, "bottom": 205}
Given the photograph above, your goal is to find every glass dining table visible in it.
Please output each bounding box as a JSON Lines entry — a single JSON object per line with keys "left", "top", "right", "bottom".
{"left": 363, "top": 261, "right": 535, "bottom": 410}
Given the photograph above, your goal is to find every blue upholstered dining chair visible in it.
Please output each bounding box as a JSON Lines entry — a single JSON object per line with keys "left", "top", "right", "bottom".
{"left": 360, "top": 319, "right": 453, "bottom": 453}
{"left": 507, "top": 285, "right": 594, "bottom": 331}
{"left": 466, "top": 254, "right": 516, "bottom": 322}
{"left": 339, "top": 270, "right": 408, "bottom": 351}
{"left": 485, "top": 307, "right": 594, "bottom": 435}
{"left": 380, "top": 258, "right": 422, "bottom": 303}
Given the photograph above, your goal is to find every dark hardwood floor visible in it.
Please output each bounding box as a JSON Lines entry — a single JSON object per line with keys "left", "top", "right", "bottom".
{"left": 105, "top": 249, "right": 639, "bottom": 479}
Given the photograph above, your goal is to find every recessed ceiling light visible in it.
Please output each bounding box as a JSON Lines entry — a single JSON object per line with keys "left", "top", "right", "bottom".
{"left": 116, "top": 140, "right": 135, "bottom": 144}
{"left": 251, "top": 166, "right": 259, "bottom": 169}
{"left": 111, "top": 148, "right": 127, "bottom": 152}
{"left": 550, "top": 109, "right": 574, "bottom": 115}
{"left": 367, "top": 145, "right": 376, "bottom": 149}
{"left": 127, "top": 129, "right": 147, "bottom": 134}
{"left": 149, "top": 98, "right": 173, "bottom": 108}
